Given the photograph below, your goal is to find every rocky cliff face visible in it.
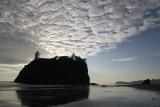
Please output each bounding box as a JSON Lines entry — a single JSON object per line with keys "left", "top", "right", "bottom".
{"left": 14, "top": 56, "right": 90, "bottom": 85}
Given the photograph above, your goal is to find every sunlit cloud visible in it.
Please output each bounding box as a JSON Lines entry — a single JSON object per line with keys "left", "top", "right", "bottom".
{"left": 111, "top": 57, "right": 138, "bottom": 62}
{"left": 0, "top": 0, "right": 160, "bottom": 59}
{"left": 0, "top": 63, "right": 25, "bottom": 68}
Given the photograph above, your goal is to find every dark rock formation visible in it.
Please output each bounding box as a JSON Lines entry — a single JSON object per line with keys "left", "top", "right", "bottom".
{"left": 14, "top": 56, "right": 90, "bottom": 85}
{"left": 142, "top": 79, "right": 151, "bottom": 85}
{"left": 116, "top": 78, "right": 158, "bottom": 85}
{"left": 90, "top": 83, "right": 99, "bottom": 86}
{"left": 116, "top": 80, "right": 143, "bottom": 85}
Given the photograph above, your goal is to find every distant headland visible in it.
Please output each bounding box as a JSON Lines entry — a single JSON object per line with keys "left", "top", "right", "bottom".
{"left": 116, "top": 79, "right": 160, "bottom": 91}
{"left": 14, "top": 52, "right": 90, "bottom": 85}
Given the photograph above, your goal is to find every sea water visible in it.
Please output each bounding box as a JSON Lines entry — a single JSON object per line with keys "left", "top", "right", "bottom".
{"left": 0, "top": 82, "right": 160, "bottom": 107}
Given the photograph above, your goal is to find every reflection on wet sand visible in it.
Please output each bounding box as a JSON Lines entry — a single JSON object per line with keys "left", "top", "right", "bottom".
{"left": 16, "top": 86, "right": 89, "bottom": 107}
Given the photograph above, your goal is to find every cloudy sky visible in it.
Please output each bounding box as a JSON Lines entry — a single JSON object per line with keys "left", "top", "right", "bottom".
{"left": 0, "top": 0, "right": 160, "bottom": 84}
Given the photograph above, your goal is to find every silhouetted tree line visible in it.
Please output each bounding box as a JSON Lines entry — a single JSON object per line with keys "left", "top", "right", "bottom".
{"left": 14, "top": 54, "right": 90, "bottom": 85}
{"left": 142, "top": 79, "right": 151, "bottom": 85}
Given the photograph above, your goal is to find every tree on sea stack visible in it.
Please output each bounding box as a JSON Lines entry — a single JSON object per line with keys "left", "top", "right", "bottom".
{"left": 34, "top": 51, "right": 40, "bottom": 60}
{"left": 71, "top": 53, "right": 76, "bottom": 60}
{"left": 142, "top": 79, "right": 151, "bottom": 85}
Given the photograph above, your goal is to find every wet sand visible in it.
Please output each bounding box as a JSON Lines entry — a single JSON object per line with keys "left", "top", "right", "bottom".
{"left": 0, "top": 82, "right": 160, "bottom": 107}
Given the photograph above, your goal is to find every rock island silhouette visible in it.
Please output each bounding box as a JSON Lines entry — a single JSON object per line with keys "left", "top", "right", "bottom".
{"left": 14, "top": 52, "right": 90, "bottom": 85}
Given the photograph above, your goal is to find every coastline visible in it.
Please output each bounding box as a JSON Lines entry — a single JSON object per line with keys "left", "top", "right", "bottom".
{"left": 116, "top": 84, "right": 160, "bottom": 92}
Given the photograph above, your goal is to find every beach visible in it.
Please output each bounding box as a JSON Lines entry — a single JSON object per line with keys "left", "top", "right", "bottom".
{"left": 0, "top": 82, "right": 160, "bottom": 107}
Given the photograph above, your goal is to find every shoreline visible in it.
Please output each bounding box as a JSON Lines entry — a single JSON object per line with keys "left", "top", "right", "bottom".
{"left": 116, "top": 84, "right": 160, "bottom": 91}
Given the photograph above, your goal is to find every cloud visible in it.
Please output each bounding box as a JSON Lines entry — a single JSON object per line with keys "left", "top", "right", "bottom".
{"left": 148, "top": 72, "right": 160, "bottom": 79}
{"left": 0, "top": 24, "right": 36, "bottom": 64}
{"left": 111, "top": 57, "right": 138, "bottom": 62}
{"left": 0, "top": 0, "right": 160, "bottom": 59}
{"left": 153, "top": 51, "right": 160, "bottom": 57}
{"left": 0, "top": 63, "right": 23, "bottom": 81}
{"left": 0, "top": 63, "right": 25, "bottom": 68}
{"left": 156, "top": 54, "right": 160, "bottom": 57}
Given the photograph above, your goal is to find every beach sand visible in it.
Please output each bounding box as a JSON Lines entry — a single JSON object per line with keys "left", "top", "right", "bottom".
{"left": 0, "top": 82, "right": 160, "bottom": 107}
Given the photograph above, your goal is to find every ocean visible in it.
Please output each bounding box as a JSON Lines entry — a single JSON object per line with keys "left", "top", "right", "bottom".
{"left": 0, "top": 82, "right": 160, "bottom": 107}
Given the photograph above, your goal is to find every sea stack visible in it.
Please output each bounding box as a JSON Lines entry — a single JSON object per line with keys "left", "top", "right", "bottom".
{"left": 14, "top": 55, "right": 90, "bottom": 85}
